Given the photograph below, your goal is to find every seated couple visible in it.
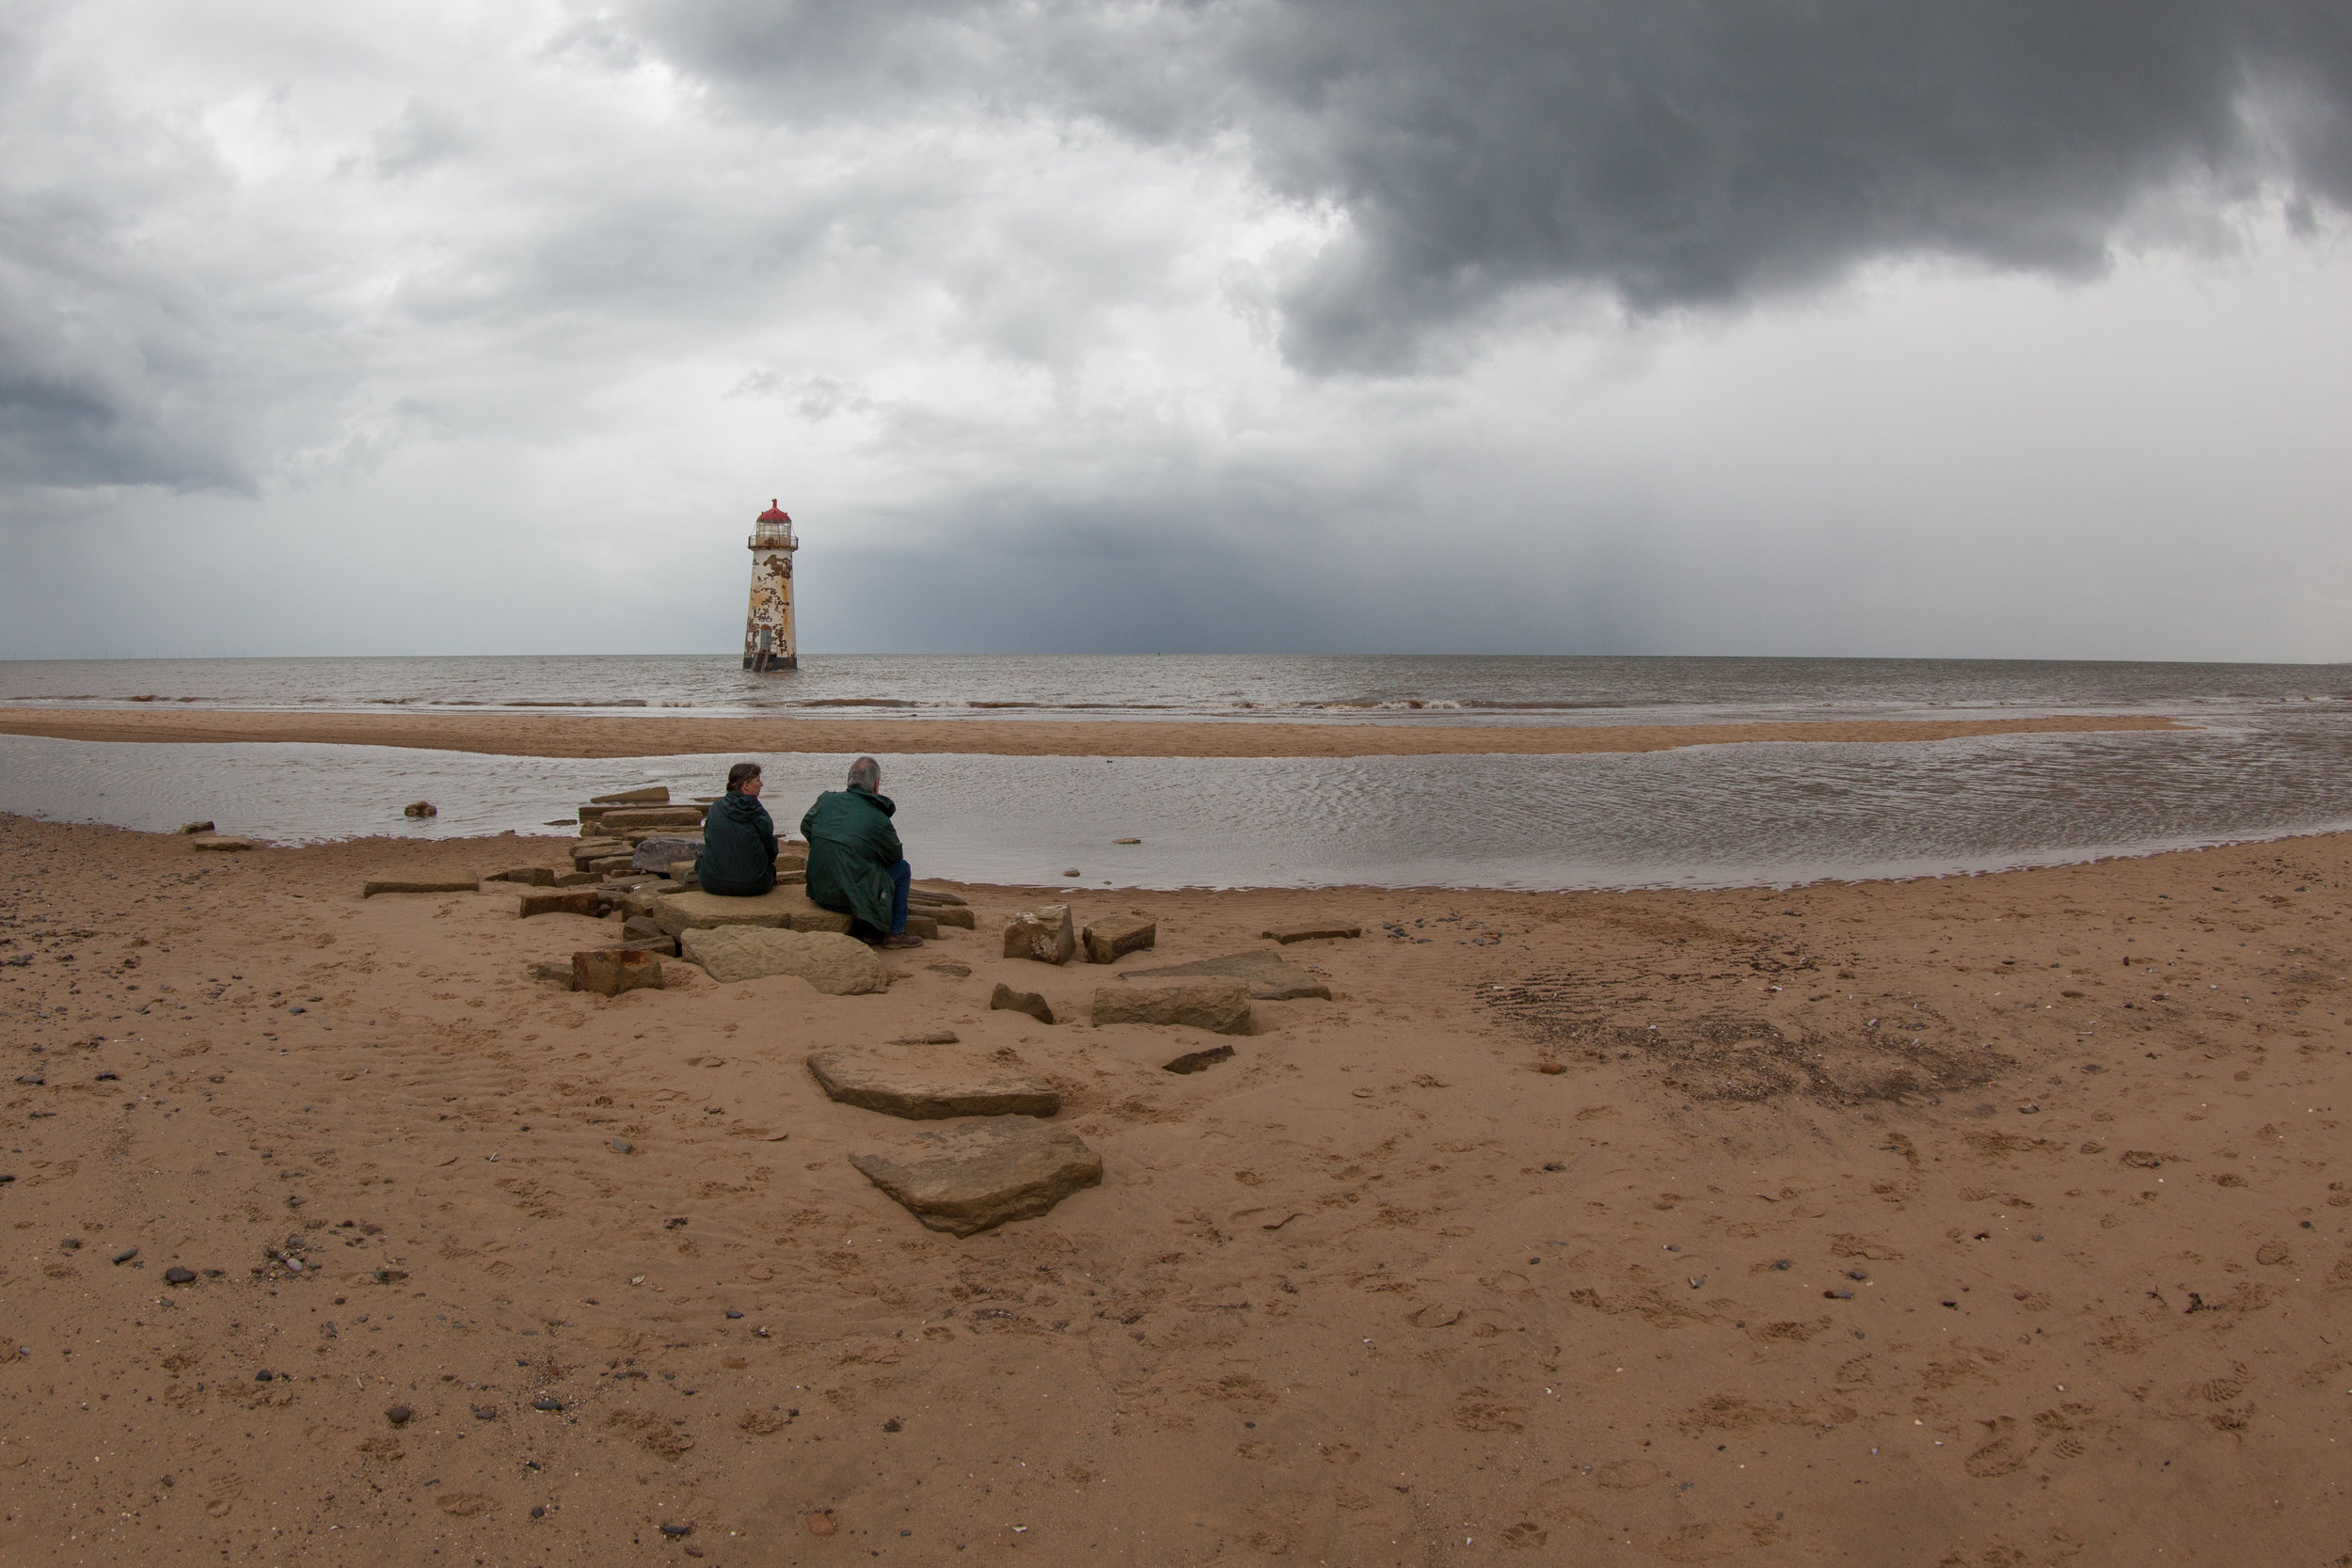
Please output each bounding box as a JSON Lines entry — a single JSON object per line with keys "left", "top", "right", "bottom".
{"left": 695, "top": 757, "right": 924, "bottom": 949}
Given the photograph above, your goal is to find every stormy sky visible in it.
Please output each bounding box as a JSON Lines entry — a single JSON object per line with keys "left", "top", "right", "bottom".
{"left": 4, "top": 0, "right": 2351, "bottom": 661}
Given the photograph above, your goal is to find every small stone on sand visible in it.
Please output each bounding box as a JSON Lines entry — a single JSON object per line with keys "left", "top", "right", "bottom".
{"left": 849, "top": 1119, "right": 1102, "bottom": 1237}
{"left": 990, "top": 983, "right": 1054, "bottom": 1024}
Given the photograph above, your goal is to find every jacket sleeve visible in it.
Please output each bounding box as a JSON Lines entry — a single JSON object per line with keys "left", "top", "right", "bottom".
{"left": 755, "top": 801, "right": 779, "bottom": 863}
{"left": 875, "top": 816, "right": 902, "bottom": 865}
{"left": 800, "top": 800, "right": 818, "bottom": 841}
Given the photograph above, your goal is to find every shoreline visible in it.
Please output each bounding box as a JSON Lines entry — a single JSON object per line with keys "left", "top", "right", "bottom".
{"left": 0, "top": 706, "right": 2186, "bottom": 758}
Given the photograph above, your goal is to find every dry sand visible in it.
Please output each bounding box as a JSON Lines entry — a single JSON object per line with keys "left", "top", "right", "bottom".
{"left": 2, "top": 815, "right": 2347, "bottom": 1564}
{"left": 0, "top": 707, "right": 2184, "bottom": 758}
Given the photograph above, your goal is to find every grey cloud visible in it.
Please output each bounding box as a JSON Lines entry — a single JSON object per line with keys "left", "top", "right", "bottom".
{"left": 627, "top": 0, "right": 2352, "bottom": 369}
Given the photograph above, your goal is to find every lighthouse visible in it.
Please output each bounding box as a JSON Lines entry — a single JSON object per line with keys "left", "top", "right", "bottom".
{"left": 742, "top": 499, "right": 799, "bottom": 672}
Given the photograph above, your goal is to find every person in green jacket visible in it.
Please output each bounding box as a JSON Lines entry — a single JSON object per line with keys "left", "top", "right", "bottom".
{"left": 697, "top": 761, "right": 778, "bottom": 896}
{"left": 802, "top": 756, "right": 921, "bottom": 948}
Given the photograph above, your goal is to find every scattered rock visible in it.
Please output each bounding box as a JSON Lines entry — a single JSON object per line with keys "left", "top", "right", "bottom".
{"left": 1002, "top": 904, "right": 1076, "bottom": 965}
{"left": 1061, "top": 869, "right": 1081, "bottom": 878}
{"left": 807, "top": 1045, "right": 1058, "bottom": 1120}
{"left": 191, "top": 837, "right": 252, "bottom": 852}
{"left": 928, "top": 961, "right": 971, "bottom": 977}
{"left": 590, "top": 786, "right": 671, "bottom": 806}
{"left": 1112, "top": 837, "right": 1141, "bottom": 845}
{"left": 402, "top": 801, "right": 437, "bottom": 818}
{"left": 1090, "top": 979, "right": 1253, "bottom": 1035}
{"left": 849, "top": 1119, "right": 1103, "bottom": 1237}
{"left": 531, "top": 960, "right": 576, "bottom": 989}
{"left": 1163, "top": 1044, "right": 1235, "bottom": 1075}
{"left": 1125, "top": 950, "right": 1330, "bottom": 1001}
{"left": 573, "top": 948, "right": 664, "bottom": 997}
{"left": 569, "top": 838, "right": 628, "bottom": 864}
{"left": 804, "top": 1513, "right": 836, "bottom": 1538}
{"left": 110, "top": 1247, "right": 138, "bottom": 1265}
{"left": 518, "top": 889, "right": 603, "bottom": 919}
{"left": 552, "top": 871, "right": 599, "bottom": 887}
{"left": 177, "top": 820, "right": 215, "bottom": 835}
{"left": 632, "top": 835, "right": 703, "bottom": 875}
{"left": 482, "top": 866, "right": 556, "bottom": 887}
{"left": 890, "top": 1031, "right": 961, "bottom": 1044}
{"left": 900, "top": 912, "right": 942, "bottom": 941}
{"left": 532, "top": 1396, "right": 564, "bottom": 1412}
{"left": 1262, "top": 922, "right": 1361, "bottom": 943}
{"left": 164, "top": 1265, "right": 198, "bottom": 1284}
{"left": 1082, "top": 915, "right": 1157, "bottom": 965}
{"left": 611, "top": 1139, "right": 633, "bottom": 1155}
{"left": 362, "top": 878, "right": 477, "bottom": 898}
{"left": 385, "top": 1404, "right": 414, "bottom": 1426}
{"left": 470, "top": 1403, "right": 497, "bottom": 1421}
{"left": 990, "top": 983, "right": 1054, "bottom": 1024}
{"left": 652, "top": 888, "right": 852, "bottom": 939}
{"left": 679, "top": 927, "right": 889, "bottom": 993}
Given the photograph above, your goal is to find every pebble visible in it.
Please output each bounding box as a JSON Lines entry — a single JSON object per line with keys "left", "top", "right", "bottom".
{"left": 1061, "top": 869, "right": 1081, "bottom": 878}
{"left": 724, "top": 1309, "right": 743, "bottom": 1320}
{"left": 1113, "top": 837, "right": 1142, "bottom": 845}
{"left": 111, "top": 1247, "right": 138, "bottom": 1265}
{"left": 611, "top": 1139, "right": 633, "bottom": 1155}
{"left": 532, "top": 1396, "right": 564, "bottom": 1412}
{"left": 660, "top": 1524, "right": 693, "bottom": 1538}
{"left": 385, "top": 1405, "right": 413, "bottom": 1427}
{"left": 472, "top": 1403, "right": 498, "bottom": 1420}
{"left": 164, "top": 1266, "right": 197, "bottom": 1285}
{"left": 255, "top": 1370, "right": 275, "bottom": 1383}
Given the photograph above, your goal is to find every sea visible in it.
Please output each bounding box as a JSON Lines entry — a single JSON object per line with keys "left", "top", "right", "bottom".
{"left": 2, "top": 654, "right": 2348, "bottom": 891}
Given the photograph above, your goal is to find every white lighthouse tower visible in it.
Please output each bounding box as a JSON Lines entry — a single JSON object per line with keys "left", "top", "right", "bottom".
{"left": 742, "top": 499, "right": 799, "bottom": 672}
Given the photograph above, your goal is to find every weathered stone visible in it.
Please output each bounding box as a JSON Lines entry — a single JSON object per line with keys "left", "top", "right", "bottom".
{"left": 902, "top": 913, "right": 941, "bottom": 941}
{"left": 1002, "top": 904, "right": 1076, "bottom": 965}
{"left": 990, "top": 983, "right": 1054, "bottom": 1024}
{"left": 666, "top": 861, "right": 701, "bottom": 885}
{"left": 926, "top": 906, "right": 976, "bottom": 929}
{"left": 191, "top": 837, "right": 252, "bottom": 852}
{"left": 679, "top": 927, "right": 888, "bottom": 993}
{"left": 590, "top": 786, "right": 671, "bottom": 806}
{"left": 652, "top": 888, "right": 853, "bottom": 939}
{"left": 1090, "top": 979, "right": 1253, "bottom": 1035}
{"left": 1262, "top": 922, "right": 1361, "bottom": 944}
{"left": 362, "top": 878, "right": 476, "bottom": 897}
{"left": 928, "top": 961, "right": 972, "bottom": 978}
{"left": 909, "top": 887, "right": 966, "bottom": 907}
{"left": 1082, "top": 915, "right": 1157, "bottom": 965}
{"left": 1163, "top": 1044, "right": 1235, "bottom": 1075}
{"left": 1125, "top": 950, "right": 1332, "bottom": 1001}
{"left": 890, "top": 1031, "right": 961, "bottom": 1044}
{"left": 806, "top": 1045, "right": 1057, "bottom": 1120}
{"left": 519, "top": 889, "right": 603, "bottom": 919}
{"left": 177, "top": 820, "right": 215, "bottom": 835}
{"left": 848, "top": 1119, "right": 1102, "bottom": 1237}
{"left": 632, "top": 835, "right": 703, "bottom": 875}
{"left": 530, "top": 960, "right": 575, "bottom": 988}
{"left": 402, "top": 800, "right": 437, "bottom": 818}
{"left": 585, "top": 855, "right": 635, "bottom": 877}
{"left": 573, "top": 948, "right": 663, "bottom": 996}
{"left": 570, "top": 838, "right": 628, "bottom": 863}
{"left": 553, "top": 871, "right": 599, "bottom": 887}
{"left": 483, "top": 866, "right": 556, "bottom": 886}
{"left": 596, "top": 806, "right": 706, "bottom": 834}
{"left": 622, "top": 914, "right": 666, "bottom": 942}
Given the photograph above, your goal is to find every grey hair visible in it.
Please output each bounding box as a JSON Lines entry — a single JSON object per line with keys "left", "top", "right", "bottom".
{"left": 847, "top": 756, "right": 881, "bottom": 790}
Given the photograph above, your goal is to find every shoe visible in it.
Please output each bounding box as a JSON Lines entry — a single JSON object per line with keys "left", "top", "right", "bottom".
{"left": 876, "top": 932, "right": 924, "bottom": 949}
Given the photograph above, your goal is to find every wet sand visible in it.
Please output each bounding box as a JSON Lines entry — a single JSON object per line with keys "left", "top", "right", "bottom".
{"left": 0, "top": 708, "right": 2185, "bottom": 758}
{"left": 1, "top": 816, "right": 2346, "bottom": 1564}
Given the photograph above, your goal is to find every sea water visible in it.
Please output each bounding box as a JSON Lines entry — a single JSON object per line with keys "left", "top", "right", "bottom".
{"left": 3, "top": 653, "right": 2349, "bottom": 889}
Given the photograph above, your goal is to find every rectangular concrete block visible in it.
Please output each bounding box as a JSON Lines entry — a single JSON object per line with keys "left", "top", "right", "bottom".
{"left": 573, "top": 947, "right": 664, "bottom": 996}
{"left": 519, "top": 889, "right": 603, "bottom": 919}
{"left": 362, "top": 879, "right": 477, "bottom": 897}
{"left": 1082, "top": 915, "right": 1156, "bottom": 964}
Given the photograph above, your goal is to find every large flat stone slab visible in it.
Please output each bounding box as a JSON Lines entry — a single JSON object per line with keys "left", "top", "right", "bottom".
{"left": 1082, "top": 915, "right": 1156, "bottom": 964}
{"left": 807, "top": 1045, "right": 1058, "bottom": 1120}
{"left": 849, "top": 1120, "right": 1102, "bottom": 1237}
{"left": 652, "top": 887, "right": 854, "bottom": 938}
{"left": 1263, "top": 921, "right": 1360, "bottom": 944}
{"left": 1091, "top": 978, "right": 1253, "bottom": 1034}
{"left": 362, "top": 878, "right": 477, "bottom": 897}
{"left": 1123, "top": 949, "right": 1331, "bottom": 1001}
{"left": 679, "top": 927, "right": 887, "bottom": 993}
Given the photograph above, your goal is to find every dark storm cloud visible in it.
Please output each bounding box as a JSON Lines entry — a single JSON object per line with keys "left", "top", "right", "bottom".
{"left": 630, "top": 0, "right": 2352, "bottom": 368}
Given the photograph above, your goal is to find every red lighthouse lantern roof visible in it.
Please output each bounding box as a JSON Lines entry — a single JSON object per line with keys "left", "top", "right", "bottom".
{"left": 756, "top": 499, "right": 791, "bottom": 523}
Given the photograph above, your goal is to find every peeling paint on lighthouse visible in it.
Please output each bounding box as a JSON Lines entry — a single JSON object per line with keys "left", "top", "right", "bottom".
{"left": 743, "top": 499, "right": 798, "bottom": 672}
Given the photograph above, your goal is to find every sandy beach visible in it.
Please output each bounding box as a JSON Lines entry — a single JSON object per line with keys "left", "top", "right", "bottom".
{"left": 0, "top": 708, "right": 2185, "bottom": 759}
{"left": 2, "top": 813, "right": 2345, "bottom": 1563}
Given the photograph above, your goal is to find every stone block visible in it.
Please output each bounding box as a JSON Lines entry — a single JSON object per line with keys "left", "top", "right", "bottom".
{"left": 848, "top": 1120, "right": 1102, "bottom": 1237}
{"left": 596, "top": 806, "right": 706, "bottom": 834}
{"left": 573, "top": 948, "right": 663, "bottom": 996}
{"left": 570, "top": 838, "right": 628, "bottom": 862}
{"left": 589, "top": 786, "right": 671, "bottom": 806}
{"left": 1082, "top": 915, "right": 1156, "bottom": 964}
{"left": 519, "top": 889, "right": 603, "bottom": 919}
{"left": 1090, "top": 979, "right": 1253, "bottom": 1035}
{"left": 1002, "top": 904, "right": 1076, "bottom": 965}
{"left": 990, "top": 983, "right": 1054, "bottom": 1024}
{"left": 806, "top": 1045, "right": 1057, "bottom": 1120}
{"left": 362, "top": 878, "right": 476, "bottom": 897}
{"left": 903, "top": 913, "right": 941, "bottom": 941}
{"left": 651, "top": 888, "right": 853, "bottom": 939}
{"left": 483, "top": 866, "right": 556, "bottom": 886}
{"left": 678, "top": 927, "right": 888, "bottom": 993}
{"left": 927, "top": 906, "right": 975, "bottom": 929}
{"left": 1262, "top": 922, "right": 1361, "bottom": 944}
{"left": 585, "top": 855, "right": 635, "bottom": 876}
{"left": 553, "top": 871, "right": 599, "bottom": 887}
{"left": 632, "top": 835, "right": 703, "bottom": 875}
{"left": 909, "top": 886, "right": 966, "bottom": 907}
{"left": 177, "top": 820, "right": 215, "bottom": 835}
{"left": 1163, "top": 1044, "right": 1235, "bottom": 1075}
{"left": 191, "top": 837, "right": 251, "bottom": 852}
{"left": 1124, "top": 950, "right": 1331, "bottom": 1001}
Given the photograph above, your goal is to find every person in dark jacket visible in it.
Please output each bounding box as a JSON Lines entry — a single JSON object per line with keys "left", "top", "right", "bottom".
{"left": 698, "top": 762, "right": 778, "bottom": 896}
{"left": 802, "top": 756, "right": 920, "bottom": 948}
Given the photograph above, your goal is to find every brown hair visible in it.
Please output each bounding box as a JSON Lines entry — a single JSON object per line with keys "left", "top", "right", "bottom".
{"left": 725, "top": 761, "right": 762, "bottom": 793}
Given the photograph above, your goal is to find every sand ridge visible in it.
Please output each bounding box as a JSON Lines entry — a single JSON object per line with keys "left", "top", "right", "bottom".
{"left": 0, "top": 706, "right": 2185, "bottom": 758}
{"left": 0, "top": 816, "right": 2346, "bottom": 1563}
